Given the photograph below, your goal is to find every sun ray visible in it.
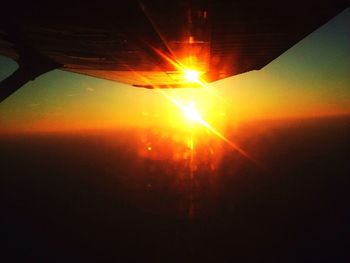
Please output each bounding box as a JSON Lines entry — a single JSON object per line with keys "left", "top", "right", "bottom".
{"left": 150, "top": 46, "right": 227, "bottom": 101}
{"left": 170, "top": 97, "right": 260, "bottom": 165}
{"left": 120, "top": 48, "right": 261, "bottom": 167}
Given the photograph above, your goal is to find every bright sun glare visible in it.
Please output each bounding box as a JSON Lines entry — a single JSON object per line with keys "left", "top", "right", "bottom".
{"left": 184, "top": 70, "right": 200, "bottom": 83}
{"left": 146, "top": 49, "right": 257, "bottom": 165}
{"left": 182, "top": 101, "right": 202, "bottom": 122}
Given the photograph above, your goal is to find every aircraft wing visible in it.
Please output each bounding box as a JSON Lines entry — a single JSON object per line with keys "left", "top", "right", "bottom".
{"left": 0, "top": 1, "right": 348, "bottom": 101}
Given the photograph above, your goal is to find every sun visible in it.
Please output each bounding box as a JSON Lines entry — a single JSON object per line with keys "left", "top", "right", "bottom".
{"left": 182, "top": 101, "right": 202, "bottom": 122}
{"left": 171, "top": 98, "right": 205, "bottom": 125}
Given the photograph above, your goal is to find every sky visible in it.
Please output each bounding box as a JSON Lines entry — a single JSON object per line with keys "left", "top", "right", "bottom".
{"left": 0, "top": 8, "right": 349, "bottom": 133}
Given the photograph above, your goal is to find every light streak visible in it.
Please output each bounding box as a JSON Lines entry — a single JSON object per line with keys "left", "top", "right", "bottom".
{"left": 121, "top": 46, "right": 260, "bottom": 166}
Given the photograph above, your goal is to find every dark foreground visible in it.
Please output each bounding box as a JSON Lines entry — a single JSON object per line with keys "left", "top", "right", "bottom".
{"left": 1, "top": 116, "right": 350, "bottom": 262}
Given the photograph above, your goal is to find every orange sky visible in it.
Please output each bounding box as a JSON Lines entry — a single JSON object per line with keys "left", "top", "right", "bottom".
{"left": 0, "top": 8, "right": 349, "bottom": 134}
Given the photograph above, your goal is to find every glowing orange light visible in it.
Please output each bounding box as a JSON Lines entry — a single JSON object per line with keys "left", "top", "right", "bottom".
{"left": 121, "top": 51, "right": 256, "bottom": 164}
{"left": 170, "top": 97, "right": 260, "bottom": 165}
{"left": 147, "top": 146, "right": 152, "bottom": 151}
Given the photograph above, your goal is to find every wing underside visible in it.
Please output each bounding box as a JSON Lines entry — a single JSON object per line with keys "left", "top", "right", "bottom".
{"left": 0, "top": 1, "right": 348, "bottom": 89}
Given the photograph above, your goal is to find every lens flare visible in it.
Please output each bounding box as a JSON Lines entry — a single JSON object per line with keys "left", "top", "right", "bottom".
{"left": 123, "top": 46, "right": 260, "bottom": 167}
{"left": 184, "top": 70, "right": 200, "bottom": 83}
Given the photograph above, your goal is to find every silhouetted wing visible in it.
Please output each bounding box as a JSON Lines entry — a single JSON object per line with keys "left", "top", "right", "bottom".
{"left": 205, "top": 2, "right": 349, "bottom": 82}
{"left": 0, "top": 1, "right": 348, "bottom": 88}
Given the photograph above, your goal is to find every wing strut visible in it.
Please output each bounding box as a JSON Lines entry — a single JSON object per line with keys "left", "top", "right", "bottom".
{"left": 0, "top": 49, "right": 60, "bottom": 102}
